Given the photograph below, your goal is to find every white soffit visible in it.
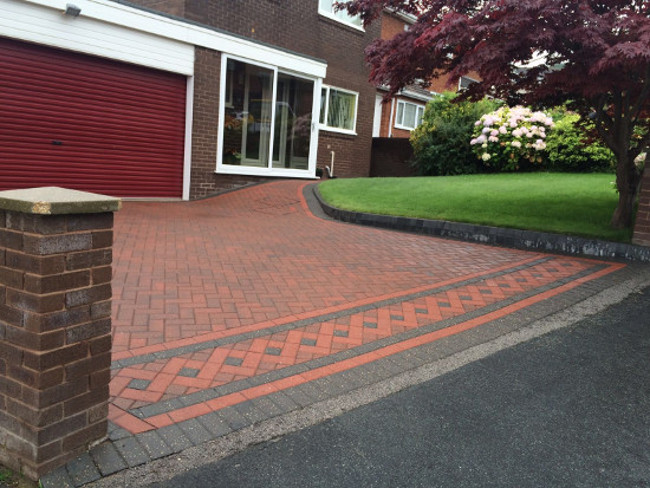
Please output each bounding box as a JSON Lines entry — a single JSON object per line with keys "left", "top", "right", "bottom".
{"left": 2, "top": 0, "right": 194, "bottom": 74}
{"left": 6, "top": 0, "right": 327, "bottom": 79}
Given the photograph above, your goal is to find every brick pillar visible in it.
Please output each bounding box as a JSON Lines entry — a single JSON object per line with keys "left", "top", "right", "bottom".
{"left": 0, "top": 187, "right": 120, "bottom": 480}
{"left": 633, "top": 168, "right": 650, "bottom": 246}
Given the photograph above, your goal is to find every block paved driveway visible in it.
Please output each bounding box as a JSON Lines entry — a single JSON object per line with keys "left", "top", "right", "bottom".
{"left": 106, "top": 179, "right": 624, "bottom": 434}
{"left": 45, "top": 179, "right": 628, "bottom": 486}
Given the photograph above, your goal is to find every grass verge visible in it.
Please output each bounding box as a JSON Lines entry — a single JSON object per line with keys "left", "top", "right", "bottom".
{"left": 318, "top": 173, "right": 632, "bottom": 242}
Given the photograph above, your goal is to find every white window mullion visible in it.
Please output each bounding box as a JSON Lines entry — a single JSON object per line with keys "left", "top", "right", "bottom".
{"left": 310, "top": 77, "right": 323, "bottom": 174}
{"left": 267, "top": 66, "right": 279, "bottom": 169}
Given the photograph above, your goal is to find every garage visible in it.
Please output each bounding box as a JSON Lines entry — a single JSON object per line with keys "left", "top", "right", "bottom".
{"left": 0, "top": 37, "right": 187, "bottom": 198}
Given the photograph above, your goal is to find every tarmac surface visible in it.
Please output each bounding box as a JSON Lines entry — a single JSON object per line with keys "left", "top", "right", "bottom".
{"left": 146, "top": 285, "right": 650, "bottom": 488}
{"left": 35, "top": 180, "right": 650, "bottom": 487}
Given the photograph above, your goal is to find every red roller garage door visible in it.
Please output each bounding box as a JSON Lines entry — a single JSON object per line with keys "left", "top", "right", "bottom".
{"left": 0, "top": 37, "right": 187, "bottom": 198}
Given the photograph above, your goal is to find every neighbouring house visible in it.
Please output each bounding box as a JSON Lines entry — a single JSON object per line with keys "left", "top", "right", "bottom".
{"left": 1, "top": 0, "right": 380, "bottom": 199}
{"left": 374, "top": 9, "right": 480, "bottom": 139}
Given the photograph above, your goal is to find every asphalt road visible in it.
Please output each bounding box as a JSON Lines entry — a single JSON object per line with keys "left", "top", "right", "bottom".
{"left": 148, "top": 286, "right": 650, "bottom": 488}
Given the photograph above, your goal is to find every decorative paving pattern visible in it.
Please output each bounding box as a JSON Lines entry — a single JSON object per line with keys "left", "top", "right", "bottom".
{"left": 108, "top": 246, "right": 621, "bottom": 433}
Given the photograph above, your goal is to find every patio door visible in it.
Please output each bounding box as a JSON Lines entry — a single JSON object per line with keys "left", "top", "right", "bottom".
{"left": 220, "top": 57, "right": 318, "bottom": 176}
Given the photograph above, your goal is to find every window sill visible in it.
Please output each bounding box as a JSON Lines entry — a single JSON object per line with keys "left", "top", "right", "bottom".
{"left": 319, "top": 125, "right": 357, "bottom": 136}
{"left": 394, "top": 124, "right": 417, "bottom": 131}
{"left": 318, "top": 11, "right": 365, "bottom": 33}
{"left": 216, "top": 164, "right": 317, "bottom": 179}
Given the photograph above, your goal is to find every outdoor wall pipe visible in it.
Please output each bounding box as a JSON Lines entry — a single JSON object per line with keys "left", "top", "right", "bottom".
{"left": 326, "top": 150, "right": 336, "bottom": 178}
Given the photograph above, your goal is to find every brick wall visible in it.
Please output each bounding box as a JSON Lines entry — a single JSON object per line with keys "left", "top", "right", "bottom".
{"left": 370, "top": 138, "right": 416, "bottom": 177}
{"left": 633, "top": 169, "right": 650, "bottom": 246}
{"left": 126, "top": 0, "right": 185, "bottom": 17}
{"left": 0, "top": 198, "right": 116, "bottom": 480}
{"left": 128, "top": 0, "right": 379, "bottom": 193}
{"left": 127, "top": 0, "right": 185, "bottom": 16}
{"left": 381, "top": 12, "right": 408, "bottom": 40}
{"left": 185, "top": 0, "right": 379, "bottom": 181}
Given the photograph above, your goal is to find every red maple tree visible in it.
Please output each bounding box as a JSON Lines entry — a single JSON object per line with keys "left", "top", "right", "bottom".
{"left": 344, "top": 0, "right": 650, "bottom": 229}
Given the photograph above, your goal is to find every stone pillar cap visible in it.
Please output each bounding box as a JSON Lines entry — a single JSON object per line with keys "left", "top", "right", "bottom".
{"left": 0, "top": 187, "right": 121, "bottom": 215}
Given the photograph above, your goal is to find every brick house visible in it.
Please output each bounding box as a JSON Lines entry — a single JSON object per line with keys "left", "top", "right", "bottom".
{"left": 374, "top": 9, "right": 480, "bottom": 139}
{"left": 1, "top": 0, "right": 380, "bottom": 199}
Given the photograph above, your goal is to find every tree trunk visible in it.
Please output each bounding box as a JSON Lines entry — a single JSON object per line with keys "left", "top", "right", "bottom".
{"left": 611, "top": 152, "right": 642, "bottom": 229}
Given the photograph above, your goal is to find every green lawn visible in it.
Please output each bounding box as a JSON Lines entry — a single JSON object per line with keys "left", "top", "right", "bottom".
{"left": 318, "top": 173, "right": 632, "bottom": 242}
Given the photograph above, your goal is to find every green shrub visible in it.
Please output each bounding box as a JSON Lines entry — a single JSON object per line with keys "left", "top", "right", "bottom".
{"left": 545, "top": 109, "right": 615, "bottom": 172}
{"left": 471, "top": 106, "right": 554, "bottom": 172}
{"left": 410, "top": 92, "right": 501, "bottom": 176}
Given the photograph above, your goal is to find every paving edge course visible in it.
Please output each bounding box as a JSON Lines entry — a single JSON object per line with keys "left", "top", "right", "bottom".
{"left": 69, "top": 265, "right": 650, "bottom": 488}
{"left": 312, "top": 185, "right": 650, "bottom": 262}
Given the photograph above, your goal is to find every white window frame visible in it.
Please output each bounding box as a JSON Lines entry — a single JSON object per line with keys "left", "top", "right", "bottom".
{"left": 216, "top": 55, "right": 322, "bottom": 179}
{"left": 458, "top": 76, "right": 479, "bottom": 91}
{"left": 318, "top": 0, "right": 364, "bottom": 31}
{"left": 394, "top": 100, "right": 425, "bottom": 131}
{"left": 319, "top": 85, "right": 359, "bottom": 136}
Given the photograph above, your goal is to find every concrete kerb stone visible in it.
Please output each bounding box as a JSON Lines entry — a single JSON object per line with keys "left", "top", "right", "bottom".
{"left": 310, "top": 184, "right": 650, "bottom": 262}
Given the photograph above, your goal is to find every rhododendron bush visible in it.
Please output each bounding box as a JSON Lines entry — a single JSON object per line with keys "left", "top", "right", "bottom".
{"left": 470, "top": 107, "right": 554, "bottom": 171}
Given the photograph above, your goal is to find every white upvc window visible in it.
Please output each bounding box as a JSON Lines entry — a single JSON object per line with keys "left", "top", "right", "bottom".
{"left": 458, "top": 76, "right": 478, "bottom": 91}
{"left": 394, "top": 101, "right": 425, "bottom": 131}
{"left": 217, "top": 55, "right": 322, "bottom": 178}
{"left": 319, "top": 85, "right": 359, "bottom": 135}
{"left": 318, "top": 0, "right": 364, "bottom": 30}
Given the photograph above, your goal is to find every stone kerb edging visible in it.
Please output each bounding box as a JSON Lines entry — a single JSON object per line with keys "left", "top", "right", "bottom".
{"left": 313, "top": 186, "right": 650, "bottom": 263}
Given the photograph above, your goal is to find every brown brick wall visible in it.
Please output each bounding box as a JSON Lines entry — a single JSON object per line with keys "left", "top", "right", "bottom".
{"left": 378, "top": 94, "right": 392, "bottom": 138}
{"left": 128, "top": 0, "right": 379, "bottom": 194}
{"left": 186, "top": 0, "right": 379, "bottom": 181}
{"left": 633, "top": 169, "right": 650, "bottom": 246}
{"left": 0, "top": 210, "right": 113, "bottom": 480}
{"left": 127, "top": 0, "right": 185, "bottom": 16}
{"left": 370, "top": 138, "right": 416, "bottom": 177}
{"left": 381, "top": 12, "right": 408, "bottom": 41}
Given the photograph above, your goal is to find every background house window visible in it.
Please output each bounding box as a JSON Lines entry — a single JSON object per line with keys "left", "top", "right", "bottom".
{"left": 395, "top": 101, "right": 424, "bottom": 130}
{"left": 318, "top": 0, "right": 363, "bottom": 28}
{"left": 458, "top": 76, "right": 478, "bottom": 91}
{"left": 320, "top": 85, "right": 358, "bottom": 133}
